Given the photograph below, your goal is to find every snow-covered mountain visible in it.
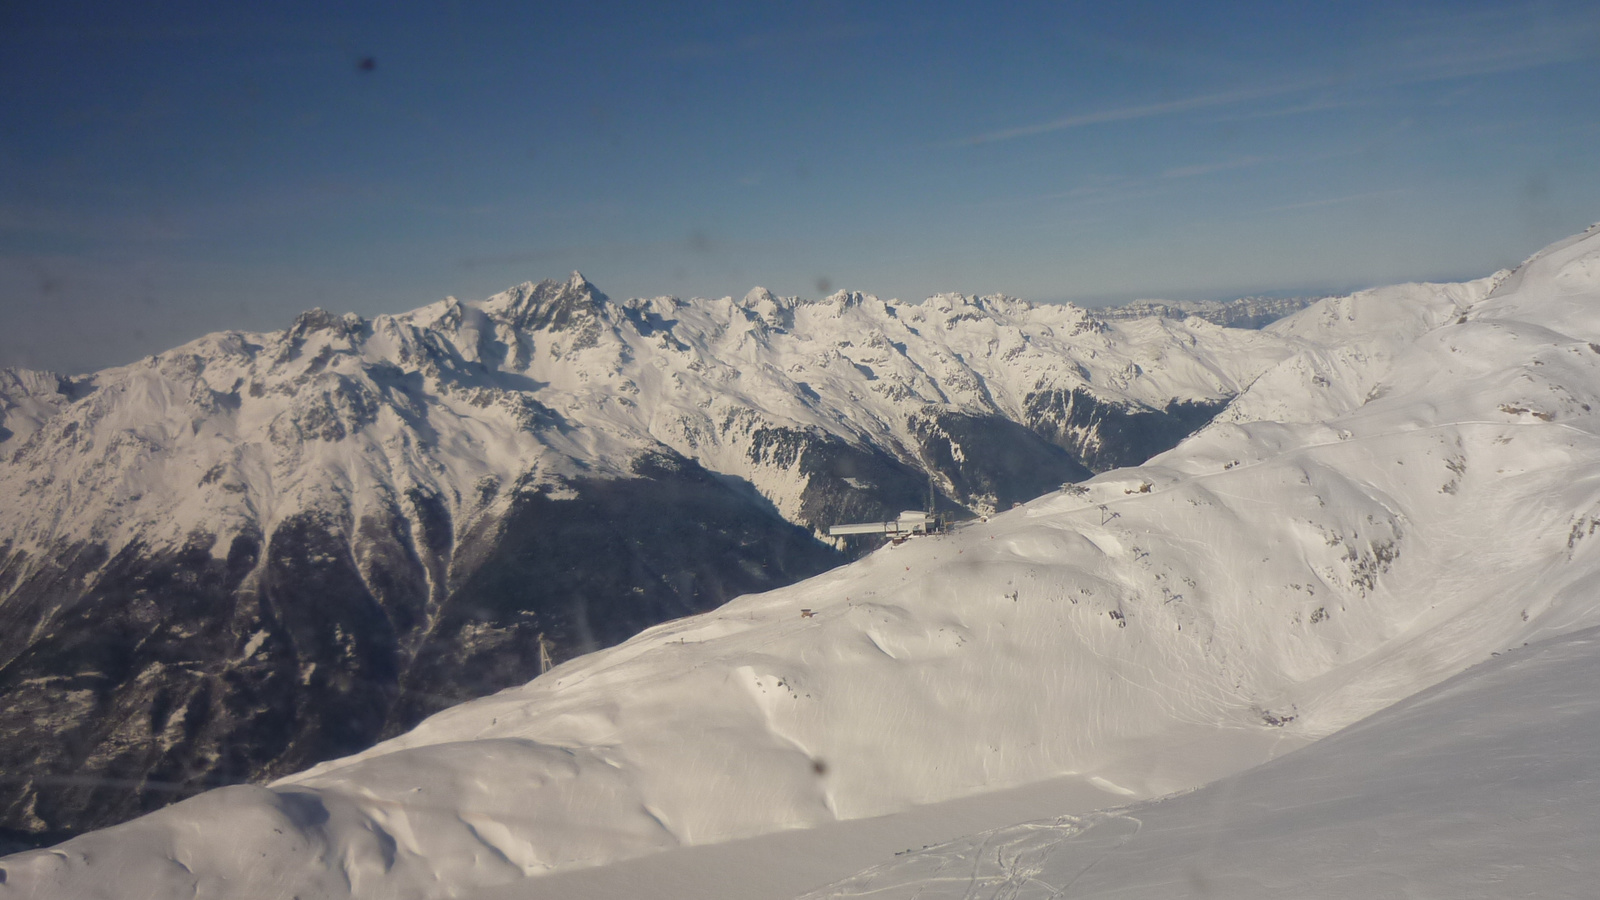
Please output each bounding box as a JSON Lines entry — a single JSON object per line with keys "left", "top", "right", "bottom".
{"left": 6, "top": 224, "right": 1599, "bottom": 899}
{"left": 0, "top": 277, "right": 1290, "bottom": 845}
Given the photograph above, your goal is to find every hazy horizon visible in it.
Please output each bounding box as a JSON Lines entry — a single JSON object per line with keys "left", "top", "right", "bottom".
{"left": 4, "top": 0, "right": 1598, "bottom": 373}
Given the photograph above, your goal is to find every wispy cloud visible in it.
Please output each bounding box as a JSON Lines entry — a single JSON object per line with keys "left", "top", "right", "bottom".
{"left": 664, "top": 21, "right": 883, "bottom": 62}
{"left": 974, "top": 153, "right": 1276, "bottom": 211}
{"left": 456, "top": 233, "right": 793, "bottom": 270}
{"left": 1211, "top": 97, "right": 1372, "bottom": 122}
{"left": 968, "top": 177, "right": 1178, "bottom": 212}
{"left": 960, "top": 3, "right": 1599, "bottom": 149}
{"left": 0, "top": 205, "right": 189, "bottom": 242}
{"left": 960, "top": 82, "right": 1325, "bottom": 146}
{"left": 1161, "top": 155, "right": 1275, "bottom": 179}
{"left": 1262, "top": 188, "right": 1413, "bottom": 213}
{"left": 457, "top": 240, "right": 697, "bottom": 269}
{"left": 1374, "top": 3, "right": 1600, "bottom": 85}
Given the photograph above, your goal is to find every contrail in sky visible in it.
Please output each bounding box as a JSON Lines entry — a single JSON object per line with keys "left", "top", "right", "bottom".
{"left": 961, "top": 82, "right": 1324, "bottom": 146}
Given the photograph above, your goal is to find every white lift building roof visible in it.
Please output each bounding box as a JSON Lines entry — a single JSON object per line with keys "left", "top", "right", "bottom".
{"left": 828, "top": 510, "right": 936, "bottom": 537}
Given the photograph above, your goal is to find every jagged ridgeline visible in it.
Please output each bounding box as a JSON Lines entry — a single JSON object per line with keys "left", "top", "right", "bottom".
{"left": 0, "top": 275, "right": 1300, "bottom": 845}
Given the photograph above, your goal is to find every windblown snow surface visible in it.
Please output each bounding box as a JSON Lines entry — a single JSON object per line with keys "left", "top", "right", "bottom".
{"left": 6, "top": 223, "right": 1600, "bottom": 898}
{"left": 803, "top": 623, "right": 1600, "bottom": 899}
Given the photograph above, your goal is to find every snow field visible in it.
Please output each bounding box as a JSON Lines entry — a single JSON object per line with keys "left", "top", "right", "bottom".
{"left": 802, "top": 622, "right": 1600, "bottom": 900}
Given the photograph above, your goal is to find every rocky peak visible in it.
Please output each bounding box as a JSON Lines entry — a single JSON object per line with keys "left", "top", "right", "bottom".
{"left": 823, "top": 289, "right": 871, "bottom": 315}
{"left": 287, "top": 308, "right": 367, "bottom": 342}
{"left": 740, "top": 287, "right": 797, "bottom": 329}
{"left": 497, "top": 272, "right": 610, "bottom": 334}
{"left": 742, "top": 286, "right": 778, "bottom": 307}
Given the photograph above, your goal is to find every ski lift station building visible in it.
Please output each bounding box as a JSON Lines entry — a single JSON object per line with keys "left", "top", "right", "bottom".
{"left": 828, "top": 510, "right": 936, "bottom": 538}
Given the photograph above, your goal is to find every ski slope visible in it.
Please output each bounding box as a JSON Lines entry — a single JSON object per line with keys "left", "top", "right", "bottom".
{"left": 803, "top": 622, "right": 1600, "bottom": 899}
{"left": 5, "top": 224, "right": 1600, "bottom": 899}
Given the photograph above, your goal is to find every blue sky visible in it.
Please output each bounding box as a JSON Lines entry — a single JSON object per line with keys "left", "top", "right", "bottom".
{"left": 3, "top": 0, "right": 1599, "bottom": 373}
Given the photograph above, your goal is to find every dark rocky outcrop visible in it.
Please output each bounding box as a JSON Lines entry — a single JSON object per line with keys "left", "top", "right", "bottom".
{"left": 0, "top": 453, "right": 842, "bottom": 848}
{"left": 748, "top": 426, "right": 943, "bottom": 530}
{"left": 1088, "top": 295, "right": 1319, "bottom": 330}
{"left": 390, "top": 451, "right": 841, "bottom": 727}
{"left": 911, "top": 409, "right": 1092, "bottom": 509}
{"left": 1024, "top": 387, "right": 1229, "bottom": 473}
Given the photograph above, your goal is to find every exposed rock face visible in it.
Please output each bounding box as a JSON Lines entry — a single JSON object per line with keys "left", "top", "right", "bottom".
{"left": 1089, "top": 295, "right": 1321, "bottom": 330}
{"left": 1023, "top": 387, "right": 1230, "bottom": 474}
{"left": 0, "top": 274, "right": 1302, "bottom": 845}
{"left": 746, "top": 426, "right": 938, "bottom": 530}
{"left": 0, "top": 457, "right": 840, "bottom": 844}
{"left": 390, "top": 453, "right": 841, "bottom": 730}
{"left": 909, "top": 409, "right": 1092, "bottom": 509}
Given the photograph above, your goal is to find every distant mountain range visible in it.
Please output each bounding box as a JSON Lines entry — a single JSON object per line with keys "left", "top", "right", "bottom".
{"left": 0, "top": 277, "right": 1301, "bottom": 846}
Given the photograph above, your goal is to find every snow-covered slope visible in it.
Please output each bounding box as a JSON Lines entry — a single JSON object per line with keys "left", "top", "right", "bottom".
{"left": 6, "top": 224, "right": 1599, "bottom": 899}
{"left": 804, "top": 620, "right": 1600, "bottom": 900}
{"left": 806, "top": 614, "right": 1600, "bottom": 896}
{"left": 0, "top": 279, "right": 1287, "bottom": 842}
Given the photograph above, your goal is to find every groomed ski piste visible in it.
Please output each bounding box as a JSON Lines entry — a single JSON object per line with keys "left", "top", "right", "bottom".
{"left": 6, "top": 223, "right": 1600, "bottom": 899}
